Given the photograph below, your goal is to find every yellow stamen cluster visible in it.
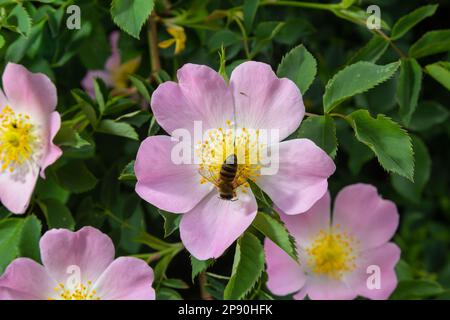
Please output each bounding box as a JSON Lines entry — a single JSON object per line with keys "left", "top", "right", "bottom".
{"left": 0, "top": 106, "right": 37, "bottom": 172}
{"left": 305, "top": 225, "right": 358, "bottom": 279}
{"left": 50, "top": 281, "right": 100, "bottom": 300}
{"left": 196, "top": 120, "right": 264, "bottom": 192}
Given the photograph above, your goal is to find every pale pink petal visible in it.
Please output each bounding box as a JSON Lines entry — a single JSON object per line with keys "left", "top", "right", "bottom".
{"left": 278, "top": 192, "right": 331, "bottom": 246}
{"left": 81, "top": 70, "right": 111, "bottom": 98}
{"left": 40, "top": 112, "right": 62, "bottom": 178}
{"left": 257, "top": 139, "right": 335, "bottom": 215}
{"left": 345, "top": 243, "right": 400, "bottom": 300}
{"left": 230, "top": 61, "right": 304, "bottom": 141}
{"left": 180, "top": 188, "right": 257, "bottom": 260}
{"left": 2, "top": 63, "right": 57, "bottom": 122}
{"left": 40, "top": 227, "right": 115, "bottom": 284}
{"left": 93, "top": 257, "right": 155, "bottom": 300}
{"left": 105, "top": 31, "right": 121, "bottom": 70}
{"left": 135, "top": 136, "right": 212, "bottom": 213}
{"left": 303, "top": 277, "right": 357, "bottom": 300}
{"left": 292, "top": 287, "right": 308, "bottom": 300}
{"left": 0, "top": 165, "right": 39, "bottom": 214}
{"left": 151, "top": 64, "right": 234, "bottom": 136}
{"left": 0, "top": 88, "right": 7, "bottom": 107}
{"left": 264, "top": 239, "right": 305, "bottom": 296}
{"left": 333, "top": 184, "right": 399, "bottom": 250}
{"left": 0, "top": 258, "right": 56, "bottom": 300}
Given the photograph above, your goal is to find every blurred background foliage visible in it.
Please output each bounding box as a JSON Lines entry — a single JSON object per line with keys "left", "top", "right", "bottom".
{"left": 0, "top": 0, "right": 449, "bottom": 300}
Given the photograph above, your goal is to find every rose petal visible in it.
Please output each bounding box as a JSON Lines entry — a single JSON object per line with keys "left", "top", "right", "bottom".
{"left": 81, "top": 70, "right": 111, "bottom": 98}
{"left": 2, "top": 63, "right": 57, "bottom": 122}
{"left": 257, "top": 139, "right": 335, "bottom": 214}
{"left": 278, "top": 192, "right": 331, "bottom": 246}
{"left": 303, "top": 277, "right": 358, "bottom": 300}
{"left": 0, "top": 164, "right": 39, "bottom": 214}
{"left": 0, "top": 258, "right": 56, "bottom": 300}
{"left": 151, "top": 64, "right": 234, "bottom": 136}
{"left": 180, "top": 188, "right": 257, "bottom": 260}
{"left": 264, "top": 239, "right": 305, "bottom": 296}
{"left": 345, "top": 243, "right": 400, "bottom": 300}
{"left": 135, "top": 135, "right": 212, "bottom": 213}
{"left": 40, "top": 111, "right": 62, "bottom": 178}
{"left": 93, "top": 257, "right": 155, "bottom": 300}
{"left": 105, "top": 31, "right": 121, "bottom": 70}
{"left": 333, "top": 184, "right": 399, "bottom": 250}
{"left": 40, "top": 227, "right": 115, "bottom": 284}
{"left": 230, "top": 61, "right": 304, "bottom": 141}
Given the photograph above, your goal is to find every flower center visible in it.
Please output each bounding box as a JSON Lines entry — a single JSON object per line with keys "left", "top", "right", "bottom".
{"left": 0, "top": 106, "right": 38, "bottom": 172}
{"left": 305, "top": 226, "right": 357, "bottom": 279}
{"left": 50, "top": 281, "right": 100, "bottom": 300}
{"left": 196, "top": 120, "right": 264, "bottom": 195}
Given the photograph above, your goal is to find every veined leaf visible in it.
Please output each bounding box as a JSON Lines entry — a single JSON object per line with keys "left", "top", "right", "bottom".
{"left": 18, "top": 215, "right": 42, "bottom": 263}
{"left": 347, "top": 35, "right": 389, "bottom": 64}
{"left": 347, "top": 110, "right": 414, "bottom": 181}
{"left": 397, "top": 58, "right": 422, "bottom": 125}
{"left": 297, "top": 115, "right": 337, "bottom": 158}
{"left": 409, "top": 29, "right": 450, "bottom": 59}
{"left": 252, "top": 212, "right": 298, "bottom": 261}
{"left": 119, "top": 160, "right": 136, "bottom": 181}
{"left": 391, "top": 135, "right": 430, "bottom": 203}
{"left": 191, "top": 256, "right": 214, "bottom": 281}
{"left": 391, "top": 4, "right": 438, "bottom": 40}
{"left": 277, "top": 44, "right": 317, "bottom": 94}
{"left": 323, "top": 61, "right": 400, "bottom": 113}
{"left": 111, "top": 0, "right": 155, "bottom": 39}
{"left": 97, "top": 120, "right": 139, "bottom": 140}
{"left": 0, "top": 219, "right": 25, "bottom": 273}
{"left": 409, "top": 101, "right": 449, "bottom": 131}
{"left": 224, "top": 232, "right": 264, "bottom": 300}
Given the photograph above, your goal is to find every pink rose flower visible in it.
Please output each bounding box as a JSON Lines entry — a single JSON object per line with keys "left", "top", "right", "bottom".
{"left": 0, "top": 63, "right": 62, "bottom": 214}
{"left": 135, "top": 61, "right": 336, "bottom": 260}
{"left": 265, "top": 184, "right": 401, "bottom": 300}
{"left": 0, "top": 227, "right": 155, "bottom": 300}
{"left": 82, "top": 31, "right": 140, "bottom": 97}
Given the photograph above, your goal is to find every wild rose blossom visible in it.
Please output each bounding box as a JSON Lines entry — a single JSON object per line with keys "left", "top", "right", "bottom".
{"left": 0, "top": 63, "right": 62, "bottom": 214}
{"left": 82, "top": 31, "right": 141, "bottom": 97}
{"left": 265, "top": 184, "right": 400, "bottom": 300}
{"left": 0, "top": 227, "right": 155, "bottom": 300}
{"left": 135, "top": 61, "right": 335, "bottom": 260}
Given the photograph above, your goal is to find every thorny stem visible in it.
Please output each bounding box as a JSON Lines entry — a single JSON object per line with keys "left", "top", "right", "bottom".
{"left": 148, "top": 13, "right": 161, "bottom": 76}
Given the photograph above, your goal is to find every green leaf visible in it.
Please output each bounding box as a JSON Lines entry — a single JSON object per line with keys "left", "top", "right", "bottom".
{"left": 243, "top": 0, "right": 259, "bottom": 32}
{"left": 40, "top": 199, "right": 75, "bottom": 230}
{"left": 338, "top": 126, "right": 375, "bottom": 175}
{"left": 54, "top": 124, "right": 90, "bottom": 149}
{"left": 7, "top": 4, "right": 31, "bottom": 36}
{"left": 409, "top": 101, "right": 449, "bottom": 131}
{"left": 409, "top": 29, "right": 450, "bottom": 59}
{"left": 347, "top": 110, "right": 414, "bottom": 181}
{"left": 208, "top": 30, "right": 240, "bottom": 52}
{"left": 391, "top": 4, "right": 438, "bottom": 40}
{"left": 0, "top": 35, "right": 5, "bottom": 49}
{"left": 158, "top": 210, "right": 181, "bottom": 238}
{"left": 323, "top": 61, "right": 400, "bottom": 113}
{"left": 5, "top": 21, "right": 44, "bottom": 63}
{"left": 397, "top": 58, "right": 422, "bottom": 125}
{"left": 391, "top": 135, "right": 430, "bottom": 203}
{"left": 18, "top": 215, "right": 42, "bottom": 262}
{"left": 224, "top": 232, "right": 265, "bottom": 300}
{"left": 390, "top": 280, "right": 444, "bottom": 300}
{"left": 277, "top": 44, "right": 317, "bottom": 94}
{"left": 156, "top": 287, "right": 183, "bottom": 300}
{"left": 0, "top": 219, "right": 25, "bottom": 274}
{"left": 93, "top": 78, "right": 107, "bottom": 114}
{"left": 97, "top": 119, "right": 139, "bottom": 140}
{"left": 118, "top": 160, "right": 136, "bottom": 181}
{"left": 347, "top": 35, "right": 389, "bottom": 64}
{"left": 297, "top": 115, "right": 337, "bottom": 158}
{"left": 425, "top": 61, "right": 450, "bottom": 91}
{"left": 56, "top": 161, "right": 98, "bottom": 194}
{"left": 191, "top": 256, "right": 214, "bottom": 281}
{"left": 252, "top": 212, "right": 298, "bottom": 261}
{"left": 129, "top": 74, "right": 152, "bottom": 101}
{"left": 111, "top": 0, "right": 155, "bottom": 39}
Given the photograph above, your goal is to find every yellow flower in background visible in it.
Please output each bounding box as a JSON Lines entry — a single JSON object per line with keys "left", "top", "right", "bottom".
{"left": 158, "top": 26, "right": 186, "bottom": 55}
